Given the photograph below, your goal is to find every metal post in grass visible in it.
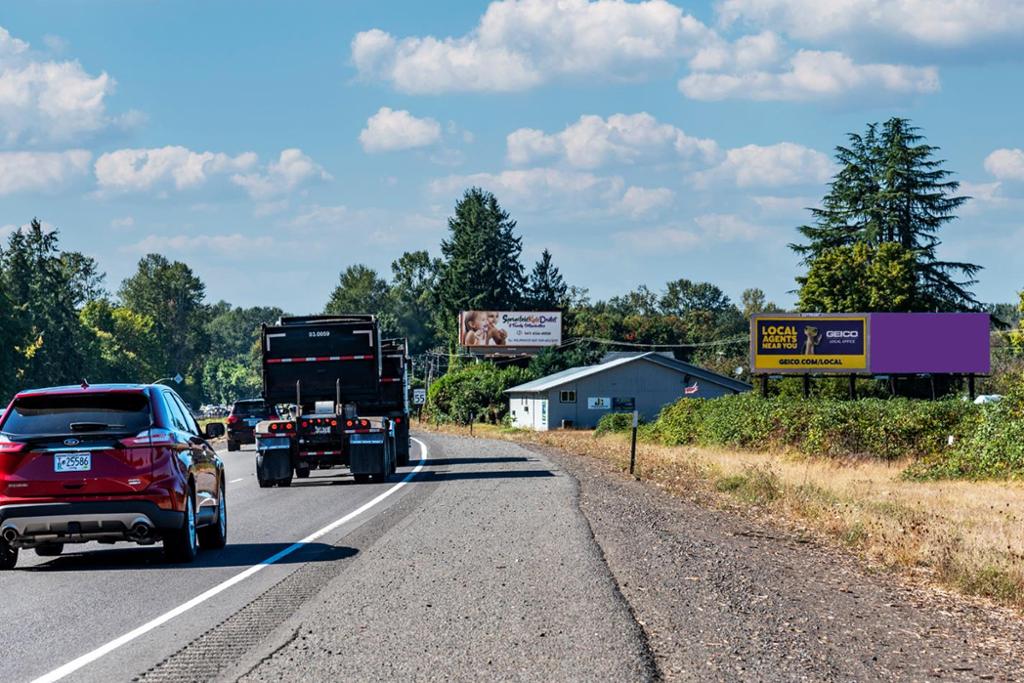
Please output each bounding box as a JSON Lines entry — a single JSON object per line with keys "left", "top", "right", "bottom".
{"left": 628, "top": 410, "right": 639, "bottom": 477}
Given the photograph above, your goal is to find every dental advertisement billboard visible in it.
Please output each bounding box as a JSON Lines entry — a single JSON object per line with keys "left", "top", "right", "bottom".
{"left": 459, "top": 311, "right": 562, "bottom": 348}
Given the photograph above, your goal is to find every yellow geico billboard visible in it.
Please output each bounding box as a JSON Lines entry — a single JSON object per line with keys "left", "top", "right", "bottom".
{"left": 750, "top": 314, "right": 869, "bottom": 374}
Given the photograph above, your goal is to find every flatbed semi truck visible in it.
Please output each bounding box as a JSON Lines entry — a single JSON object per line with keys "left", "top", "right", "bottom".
{"left": 253, "top": 315, "right": 400, "bottom": 487}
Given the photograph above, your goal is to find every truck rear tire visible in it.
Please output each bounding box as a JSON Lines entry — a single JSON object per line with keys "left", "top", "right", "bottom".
{"left": 353, "top": 473, "right": 370, "bottom": 484}
{"left": 295, "top": 467, "right": 310, "bottom": 479}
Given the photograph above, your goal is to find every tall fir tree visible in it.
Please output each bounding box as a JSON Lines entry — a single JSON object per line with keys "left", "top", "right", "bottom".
{"left": 525, "top": 249, "right": 567, "bottom": 309}
{"left": 0, "top": 220, "right": 100, "bottom": 389}
{"left": 437, "top": 188, "right": 526, "bottom": 319}
{"left": 792, "top": 118, "right": 980, "bottom": 311}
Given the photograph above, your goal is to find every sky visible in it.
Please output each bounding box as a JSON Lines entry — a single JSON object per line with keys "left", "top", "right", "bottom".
{"left": 2, "top": 0, "right": 1023, "bottom": 311}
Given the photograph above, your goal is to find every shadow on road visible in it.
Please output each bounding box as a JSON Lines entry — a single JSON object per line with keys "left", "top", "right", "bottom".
{"left": 21, "top": 542, "right": 358, "bottom": 572}
{"left": 418, "top": 469, "right": 555, "bottom": 481}
{"left": 425, "top": 457, "right": 533, "bottom": 466}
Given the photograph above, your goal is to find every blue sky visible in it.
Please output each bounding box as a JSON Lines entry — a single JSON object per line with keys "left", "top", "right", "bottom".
{"left": 2, "top": 0, "right": 1023, "bottom": 310}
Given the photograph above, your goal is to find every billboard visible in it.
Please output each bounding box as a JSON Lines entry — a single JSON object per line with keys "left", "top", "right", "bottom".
{"left": 869, "top": 313, "right": 989, "bottom": 375}
{"left": 459, "top": 311, "right": 562, "bottom": 348}
{"left": 750, "top": 313, "right": 990, "bottom": 375}
{"left": 751, "top": 314, "right": 869, "bottom": 374}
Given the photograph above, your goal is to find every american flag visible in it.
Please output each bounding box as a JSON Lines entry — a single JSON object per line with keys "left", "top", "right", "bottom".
{"left": 684, "top": 382, "right": 699, "bottom": 395}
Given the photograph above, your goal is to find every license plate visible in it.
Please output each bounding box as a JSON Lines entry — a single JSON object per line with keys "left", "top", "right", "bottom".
{"left": 55, "top": 452, "right": 91, "bottom": 472}
{"left": 245, "top": 418, "right": 259, "bottom": 426}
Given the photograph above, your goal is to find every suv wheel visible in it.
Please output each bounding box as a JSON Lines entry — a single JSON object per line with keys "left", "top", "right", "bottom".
{"left": 0, "top": 538, "right": 18, "bottom": 570}
{"left": 198, "top": 484, "right": 227, "bottom": 550}
{"left": 227, "top": 440, "right": 239, "bottom": 452}
{"left": 164, "top": 492, "right": 198, "bottom": 563}
{"left": 35, "top": 542, "right": 64, "bottom": 557}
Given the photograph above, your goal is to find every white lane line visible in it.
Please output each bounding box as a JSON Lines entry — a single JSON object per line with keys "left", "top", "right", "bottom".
{"left": 229, "top": 478, "right": 244, "bottom": 483}
{"left": 32, "top": 437, "right": 431, "bottom": 683}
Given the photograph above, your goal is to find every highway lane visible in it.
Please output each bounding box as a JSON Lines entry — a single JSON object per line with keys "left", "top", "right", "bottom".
{"left": 0, "top": 440, "right": 429, "bottom": 683}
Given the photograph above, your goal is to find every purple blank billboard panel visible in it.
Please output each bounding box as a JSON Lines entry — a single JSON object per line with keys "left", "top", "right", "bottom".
{"left": 868, "top": 313, "right": 990, "bottom": 375}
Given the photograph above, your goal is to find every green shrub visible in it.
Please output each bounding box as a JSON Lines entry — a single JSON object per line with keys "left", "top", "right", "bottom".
{"left": 644, "top": 392, "right": 979, "bottom": 463}
{"left": 908, "top": 380, "right": 1024, "bottom": 480}
{"left": 426, "top": 362, "right": 534, "bottom": 425}
{"left": 594, "top": 412, "right": 637, "bottom": 436}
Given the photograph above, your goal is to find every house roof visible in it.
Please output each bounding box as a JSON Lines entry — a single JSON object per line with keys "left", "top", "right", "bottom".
{"left": 506, "top": 352, "right": 752, "bottom": 394}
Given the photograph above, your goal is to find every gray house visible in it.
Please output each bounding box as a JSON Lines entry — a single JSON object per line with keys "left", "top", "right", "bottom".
{"left": 506, "top": 352, "right": 751, "bottom": 431}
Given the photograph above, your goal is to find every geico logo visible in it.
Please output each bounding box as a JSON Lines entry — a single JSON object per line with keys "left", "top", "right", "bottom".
{"left": 826, "top": 330, "right": 858, "bottom": 338}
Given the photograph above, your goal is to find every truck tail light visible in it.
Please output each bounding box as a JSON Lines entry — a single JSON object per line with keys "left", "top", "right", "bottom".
{"left": 360, "top": 419, "right": 369, "bottom": 428}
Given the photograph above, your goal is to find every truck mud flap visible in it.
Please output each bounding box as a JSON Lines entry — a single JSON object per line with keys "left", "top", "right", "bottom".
{"left": 348, "top": 433, "right": 388, "bottom": 475}
{"left": 257, "top": 447, "right": 292, "bottom": 482}
{"left": 395, "top": 420, "right": 411, "bottom": 466}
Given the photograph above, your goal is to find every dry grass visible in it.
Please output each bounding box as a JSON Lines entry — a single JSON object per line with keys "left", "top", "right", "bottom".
{"left": 425, "top": 421, "right": 1024, "bottom": 609}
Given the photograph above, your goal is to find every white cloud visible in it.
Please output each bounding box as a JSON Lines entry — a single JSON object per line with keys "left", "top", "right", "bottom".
{"left": 94, "top": 146, "right": 327, "bottom": 199}
{"left": 231, "top": 148, "right": 331, "bottom": 199}
{"left": 431, "top": 166, "right": 679, "bottom": 220}
{"left": 0, "top": 149, "right": 91, "bottom": 195}
{"left": 692, "top": 142, "right": 833, "bottom": 188}
{"left": 352, "top": 0, "right": 714, "bottom": 93}
{"left": 359, "top": 107, "right": 442, "bottom": 153}
{"left": 124, "top": 233, "right": 276, "bottom": 258}
{"left": 110, "top": 215, "right": 135, "bottom": 229}
{"left": 616, "top": 186, "right": 675, "bottom": 217}
{"left": 430, "top": 167, "right": 625, "bottom": 209}
{"left": 507, "top": 112, "right": 719, "bottom": 169}
{"left": 614, "top": 212, "right": 765, "bottom": 252}
{"left": 680, "top": 49, "right": 939, "bottom": 101}
{"left": 693, "top": 213, "right": 764, "bottom": 240}
{"left": 689, "top": 30, "right": 785, "bottom": 71}
{"left": 715, "top": 0, "right": 1024, "bottom": 48}
{"left": 984, "top": 148, "right": 1024, "bottom": 181}
{"left": 0, "top": 25, "right": 119, "bottom": 146}
{"left": 95, "top": 146, "right": 257, "bottom": 193}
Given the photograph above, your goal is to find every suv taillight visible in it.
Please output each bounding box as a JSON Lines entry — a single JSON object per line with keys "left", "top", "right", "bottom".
{"left": 227, "top": 415, "right": 240, "bottom": 425}
{"left": 0, "top": 436, "right": 25, "bottom": 454}
{"left": 120, "top": 428, "right": 174, "bottom": 447}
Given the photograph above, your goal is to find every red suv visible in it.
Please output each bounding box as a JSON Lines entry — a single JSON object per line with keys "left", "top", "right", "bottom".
{"left": 0, "top": 384, "right": 227, "bottom": 569}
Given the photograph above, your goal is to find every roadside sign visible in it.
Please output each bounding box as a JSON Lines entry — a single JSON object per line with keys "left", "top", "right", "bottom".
{"left": 412, "top": 388, "right": 426, "bottom": 405}
{"left": 588, "top": 397, "right": 611, "bottom": 410}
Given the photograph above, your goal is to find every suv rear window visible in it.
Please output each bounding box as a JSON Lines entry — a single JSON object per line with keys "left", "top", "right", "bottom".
{"left": 1, "top": 392, "right": 152, "bottom": 436}
{"left": 231, "top": 401, "right": 271, "bottom": 418}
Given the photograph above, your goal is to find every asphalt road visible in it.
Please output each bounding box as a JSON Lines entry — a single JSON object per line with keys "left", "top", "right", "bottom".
{"left": 0, "top": 439, "right": 435, "bottom": 682}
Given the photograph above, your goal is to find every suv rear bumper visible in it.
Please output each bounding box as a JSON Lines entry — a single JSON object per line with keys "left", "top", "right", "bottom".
{"left": 228, "top": 429, "right": 256, "bottom": 444}
{"left": 0, "top": 501, "right": 184, "bottom": 547}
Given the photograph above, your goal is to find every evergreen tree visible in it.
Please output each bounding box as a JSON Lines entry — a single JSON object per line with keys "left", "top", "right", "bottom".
{"left": 0, "top": 220, "right": 100, "bottom": 389}
{"left": 389, "top": 250, "right": 443, "bottom": 354}
{"left": 437, "top": 188, "right": 525, "bottom": 320}
{"left": 524, "top": 249, "right": 567, "bottom": 310}
{"left": 792, "top": 118, "right": 980, "bottom": 311}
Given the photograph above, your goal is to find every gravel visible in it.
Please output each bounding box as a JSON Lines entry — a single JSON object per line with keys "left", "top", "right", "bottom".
{"left": 530, "top": 439, "right": 1024, "bottom": 682}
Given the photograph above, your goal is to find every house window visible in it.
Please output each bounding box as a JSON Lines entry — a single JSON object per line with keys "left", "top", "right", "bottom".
{"left": 559, "top": 390, "right": 576, "bottom": 404}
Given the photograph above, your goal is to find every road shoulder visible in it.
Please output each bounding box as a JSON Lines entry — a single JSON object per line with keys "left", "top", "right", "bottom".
{"left": 236, "top": 433, "right": 657, "bottom": 681}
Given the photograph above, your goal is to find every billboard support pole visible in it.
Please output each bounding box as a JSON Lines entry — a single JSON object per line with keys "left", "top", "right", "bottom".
{"left": 802, "top": 374, "right": 810, "bottom": 398}
{"left": 848, "top": 374, "right": 856, "bottom": 400}
{"left": 968, "top": 374, "right": 976, "bottom": 401}
{"left": 760, "top": 375, "right": 768, "bottom": 398}
{"left": 929, "top": 375, "right": 937, "bottom": 401}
